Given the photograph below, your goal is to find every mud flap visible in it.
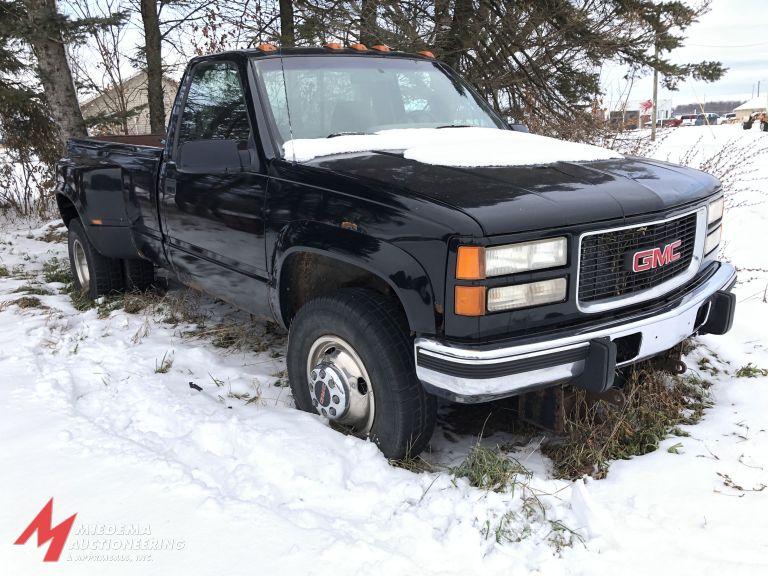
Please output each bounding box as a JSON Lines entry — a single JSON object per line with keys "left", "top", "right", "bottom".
{"left": 570, "top": 337, "right": 616, "bottom": 394}
{"left": 699, "top": 290, "right": 736, "bottom": 336}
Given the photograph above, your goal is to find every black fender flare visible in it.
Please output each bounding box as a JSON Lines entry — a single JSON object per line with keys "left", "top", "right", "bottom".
{"left": 56, "top": 189, "right": 140, "bottom": 260}
{"left": 270, "top": 221, "right": 438, "bottom": 335}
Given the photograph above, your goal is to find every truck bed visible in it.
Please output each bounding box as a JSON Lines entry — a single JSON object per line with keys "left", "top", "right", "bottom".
{"left": 58, "top": 136, "right": 166, "bottom": 263}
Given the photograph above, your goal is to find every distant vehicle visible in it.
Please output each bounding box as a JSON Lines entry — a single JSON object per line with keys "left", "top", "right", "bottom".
{"left": 679, "top": 114, "right": 697, "bottom": 126}
{"left": 695, "top": 113, "right": 720, "bottom": 126}
{"left": 643, "top": 117, "right": 681, "bottom": 129}
{"left": 719, "top": 113, "right": 737, "bottom": 124}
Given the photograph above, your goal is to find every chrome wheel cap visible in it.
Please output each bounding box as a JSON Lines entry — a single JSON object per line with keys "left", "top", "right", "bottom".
{"left": 307, "top": 335, "right": 375, "bottom": 433}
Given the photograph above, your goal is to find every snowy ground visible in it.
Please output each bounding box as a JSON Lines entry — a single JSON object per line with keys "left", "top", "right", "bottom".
{"left": 1, "top": 124, "right": 767, "bottom": 575}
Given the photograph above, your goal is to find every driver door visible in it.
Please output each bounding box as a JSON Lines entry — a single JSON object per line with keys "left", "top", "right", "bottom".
{"left": 161, "top": 59, "right": 270, "bottom": 314}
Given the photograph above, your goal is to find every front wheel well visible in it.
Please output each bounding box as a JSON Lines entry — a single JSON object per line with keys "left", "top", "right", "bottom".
{"left": 279, "top": 251, "right": 408, "bottom": 330}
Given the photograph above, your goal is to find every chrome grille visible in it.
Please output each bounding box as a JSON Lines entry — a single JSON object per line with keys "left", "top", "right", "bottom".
{"left": 578, "top": 212, "right": 698, "bottom": 304}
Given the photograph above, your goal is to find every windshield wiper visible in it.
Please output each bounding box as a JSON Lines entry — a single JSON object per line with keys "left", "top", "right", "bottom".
{"left": 436, "top": 124, "right": 473, "bottom": 129}
{"left": 326, "top": 131, "right": 372, "bottom": 138}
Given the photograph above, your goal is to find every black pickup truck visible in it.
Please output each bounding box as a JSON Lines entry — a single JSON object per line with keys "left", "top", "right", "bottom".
{"left": 56, "top": 45, "right": 736, "bottom": 459}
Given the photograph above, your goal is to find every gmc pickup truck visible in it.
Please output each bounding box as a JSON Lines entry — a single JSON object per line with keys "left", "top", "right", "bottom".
{"left": 57, "top": 45, "right": 736, "bottom": 459}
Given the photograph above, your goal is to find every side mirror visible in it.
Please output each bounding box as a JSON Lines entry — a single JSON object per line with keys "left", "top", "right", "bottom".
{"left": 178, "top": 139, "right": 244, "bottom": 173}
{"left": 507, "top": 123, "right": 529, "bottom": 133}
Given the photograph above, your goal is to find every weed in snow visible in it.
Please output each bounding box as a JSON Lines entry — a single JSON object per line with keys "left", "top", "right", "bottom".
{"left": 154, "top": 351, "right": 174, "bottom": 374}
{"left": 544, "top": 365, "right": 713, "bottom": 480}
{"left": 735, "top": 363, "right": 768, "bottom": 378}
{"left": 42, "top": 256, "right": 71, "bottom": 284}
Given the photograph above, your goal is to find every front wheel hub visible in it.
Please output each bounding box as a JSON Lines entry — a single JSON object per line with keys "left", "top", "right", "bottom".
{"left": 309, "top": 362, "right": 349, "bottom": 419}
{"left": 306, "top": 335, "right": 375, "bottom": 433}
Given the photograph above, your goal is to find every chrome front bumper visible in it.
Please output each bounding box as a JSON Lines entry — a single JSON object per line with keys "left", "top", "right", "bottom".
{"left": 415, "top": 262, "right": 737, "bottom": 403}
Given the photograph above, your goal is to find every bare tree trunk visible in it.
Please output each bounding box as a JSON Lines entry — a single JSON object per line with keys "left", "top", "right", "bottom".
{"left": 279, "top": 0, "right": 295, "bottom": 46}
{"left": 140, "top": 0, "right": 166, "bottom": 134}
{"left": 360, "top": 0, "right": 377, "bottom": 45}
{"left": 439, "top": 0, "right": 473, "bottom": 68}
{"left": 23, "top": 0, "right": 87, "bottom": 152}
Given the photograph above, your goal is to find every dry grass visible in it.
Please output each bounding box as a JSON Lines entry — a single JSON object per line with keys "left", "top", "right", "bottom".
{"left": 452, "top": 443, "right": 583, "bottom": 550}
{"left": 735, "top": 363, "right": 768, "bottom": 378}
{"left": 8, "top": 295, "right": 45, "bottom": 309}
{"left": 154, "top": 351, "right": 174, "bottom": 374}
{"left": 453, "top": 444, "right": 531, "bottom": 493}
{"left": 544, "top": 364, "right": 712, "bottom": 480}
{"left": 12, "top": 283, "right": 52, "bottom": 295}
{"left": 42, "top": 257, "right": 71, "bottom": 284}
{"left": 38, "top": 225, "right": 67, "bottom": 243}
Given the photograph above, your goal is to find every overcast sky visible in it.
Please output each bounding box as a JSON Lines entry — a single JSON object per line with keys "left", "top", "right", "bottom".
{"left": 600, "top": 0, "right": 768, "bottom": 108}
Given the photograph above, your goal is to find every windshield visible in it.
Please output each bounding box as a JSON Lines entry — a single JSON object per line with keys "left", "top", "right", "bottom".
{"left": 253, "top": 56, "right": 505, "bottom": 147}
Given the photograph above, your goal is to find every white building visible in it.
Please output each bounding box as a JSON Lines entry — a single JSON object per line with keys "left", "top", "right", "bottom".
{"left": 733, "top": 95, "right": 768, "bottom": 121}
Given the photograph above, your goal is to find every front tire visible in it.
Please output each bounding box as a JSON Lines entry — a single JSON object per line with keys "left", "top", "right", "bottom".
{"left": 67, "top": 219, "right": 124, "bottom": 298}
{"left": 287, "top": 289, "right": 436, "bottom": 459}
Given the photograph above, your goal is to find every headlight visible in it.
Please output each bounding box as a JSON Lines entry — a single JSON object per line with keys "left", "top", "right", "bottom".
{"left": 708, "top": 197, "right": 724, "bottom": 226}
{"left": 456, "top": 237, "right": 567, "bottom": 279}
{"left": 487, "top": 278, "right": 567, "bottom": 312}
{"left": 704, "top": 225, "right": 722, "bottom": 255}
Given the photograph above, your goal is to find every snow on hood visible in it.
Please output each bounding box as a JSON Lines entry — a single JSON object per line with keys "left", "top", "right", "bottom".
{"left": 282, "top": 127, "right": 623, "bottom": 167}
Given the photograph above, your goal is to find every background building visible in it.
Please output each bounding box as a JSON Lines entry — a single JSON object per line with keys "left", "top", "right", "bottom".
{"left": 733, "top": 95, "right": 768, "bottom": 120}
{"left": 80, "top": 71, "right": 178, "bottom": 135}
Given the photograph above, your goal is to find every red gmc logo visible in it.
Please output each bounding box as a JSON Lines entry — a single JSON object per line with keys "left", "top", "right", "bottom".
{"left": 632, "top": 240, "right": 682, "bottom": 272}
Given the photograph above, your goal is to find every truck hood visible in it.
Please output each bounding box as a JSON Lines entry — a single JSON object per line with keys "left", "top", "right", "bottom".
{"left": 307, "top": 152, "right": 720, "bottom": 236}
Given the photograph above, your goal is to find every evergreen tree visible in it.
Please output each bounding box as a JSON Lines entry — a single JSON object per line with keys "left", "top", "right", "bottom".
{"left": 0, "top": 0, "right": 125, "bottom": 156}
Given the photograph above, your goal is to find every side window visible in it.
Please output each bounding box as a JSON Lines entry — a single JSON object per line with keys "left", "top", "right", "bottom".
{"left": 176, "top": 61, "right": 252, "bottom": 172}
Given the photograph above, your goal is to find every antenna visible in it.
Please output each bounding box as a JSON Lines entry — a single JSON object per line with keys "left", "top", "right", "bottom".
{"left": 278, "top": 55, "right": 296, "bottom": 163}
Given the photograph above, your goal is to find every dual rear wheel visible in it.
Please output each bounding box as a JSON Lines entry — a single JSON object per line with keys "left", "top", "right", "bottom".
{"left": 67, "top": 219, "right": 155, "bottom": 298}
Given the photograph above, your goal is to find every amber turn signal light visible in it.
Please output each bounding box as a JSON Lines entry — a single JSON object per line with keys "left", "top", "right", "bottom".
{"left": 455, "top": 286, "right": 486, "bottom": 316}
{"left": 456, "top": 246, "right": 485, "bottom": 280}
{"left": 257, "top": 43, "right": 277, "bottom": 52}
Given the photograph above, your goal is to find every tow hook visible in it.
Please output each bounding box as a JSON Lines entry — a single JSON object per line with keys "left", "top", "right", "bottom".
{"left": 649, "top": 346, "right": 688, "bottom": 375}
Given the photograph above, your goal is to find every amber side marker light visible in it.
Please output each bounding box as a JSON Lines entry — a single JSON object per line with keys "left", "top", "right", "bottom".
{"left": 257, "top": 43, "right": 277, "bottom": 52}
{"left": 349, "top": 43, "right": 368, "bottom": 51}
{"left": 371, "top": 44, "right": 391, "bottom": 52}
{"left": 456, "top": 246, "right": 485, "bottom": 280}
{"left": 455, "top": 286, "right": 486, "bottom": 316}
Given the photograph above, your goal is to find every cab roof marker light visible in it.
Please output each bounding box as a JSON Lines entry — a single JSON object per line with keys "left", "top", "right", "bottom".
{"left": 418, "top": 50, "right": 435, "bottom": 58}
{"left": 324, "top": 42, "right": 343, "bottom": 50}
{"left": 349, "top": 43, "right": 368, "bottom": 51}
{"left": 371, "top": 44, "right": 391, "bottom": 52}
{"left": 257, "top": 43, "right": 278, "bottom": 52}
